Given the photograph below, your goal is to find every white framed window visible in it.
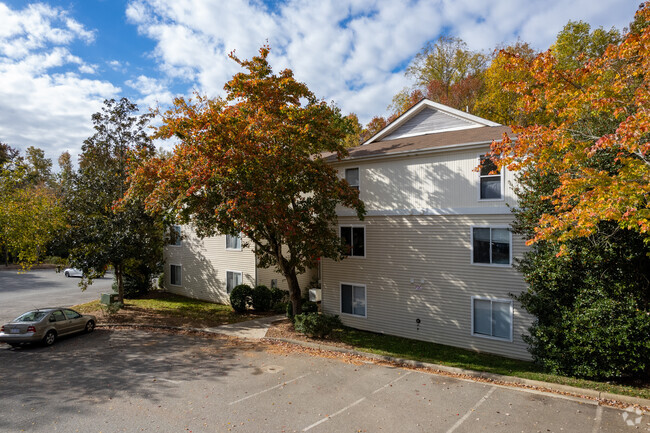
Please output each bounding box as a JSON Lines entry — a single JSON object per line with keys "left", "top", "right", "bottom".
{"left": 340, "top": 225, "right": 365, "bottom": 257}
{"left": 226, "top": 233, "right": 242, "bottom": 251}
{"left": 478, "top": 154, "right": 504, "bottom": 200}
{"left": 471, "top": 297, "right": 513, "bottom": 341}
{"left": 345, "top": 167, "right": 360, "bottom": 191}
{"left": 341, "top": 283, "right": 366, "bottom": 317}
{"left": 170, "top": 264, "right": 182, "bottom": 286}
{"left": 471, "top": 227, "right": 511, "bottom": 266}
{"left": 226, "top": 270, "right": 243, "bottom": 294}
{"left": 271, "top": 279, "right": 278, "bottom": 289}
{"left": 169, "top": 225, "right": 182, "bottom": 246}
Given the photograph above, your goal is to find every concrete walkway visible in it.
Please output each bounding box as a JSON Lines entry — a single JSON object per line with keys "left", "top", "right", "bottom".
{"left": 203, "top": 314, "right": 285, "bottom": 339}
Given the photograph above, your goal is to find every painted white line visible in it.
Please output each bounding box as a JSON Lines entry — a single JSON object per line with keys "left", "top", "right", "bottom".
{"left": 591, "top": 405, "right": 603, "bottom": 433}
{"left": 445, "top": 386, "right": 497, "bottom": 433}
{"left": 302, "top": 371, "right": 412, "bottom": 432}
{"left": 228, "top": 373, "right": 311, "bottom": 405}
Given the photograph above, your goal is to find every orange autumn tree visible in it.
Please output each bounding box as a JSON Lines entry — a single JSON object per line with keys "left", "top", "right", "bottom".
{"left": 488, "top": 3, "right": 650, "bottom": 250}
{"left": 126, "top": 46, "right": 364, "bottom": 314}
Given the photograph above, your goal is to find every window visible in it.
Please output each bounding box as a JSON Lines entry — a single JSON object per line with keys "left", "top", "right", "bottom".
{"left": 472, "top": 227, "right": 511, "bottom": 265}
{"left": 479, "top": 155, "right": 502, "bottom": 200}
{"left": 63, "top": 309, "right": 81, "bottom": 320}
{"left": 340, "top": 225, "right": 365, "bottom": 257}
{"left": 271, "top": 279, "right": 278, "bottom": 289}
{"left": 226, "top": 233, "right": 242, "bottom": 250}
{"left": 345, "top": 167, "right": 359, "bottom": 190}
{"left": 472, "top": 297, "right": 512, "bottom": 340}
{"left": 170, "top": 264, "right": 182, "bottom": 286}
{"left": 51, "top": 310, "right": 66, "bottom": 322}
{"left": 341, "top": 283, "right": 366, "bottom": 317}
{"left": 226, "top": 271, "right": 242, "bottom": 294}
{"left": 169, "top": 225, "right": 182, "bottom": 246}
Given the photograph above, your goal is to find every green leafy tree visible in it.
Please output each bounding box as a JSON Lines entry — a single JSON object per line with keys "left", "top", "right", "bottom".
{"left": 126, "top": 47, "right": 364, "bottom": 314}
{"left": 66, "top": 98, "right": 163, "bottom": 302}
{"left": 486, "top": 5, "right": 650, "bottom": 379}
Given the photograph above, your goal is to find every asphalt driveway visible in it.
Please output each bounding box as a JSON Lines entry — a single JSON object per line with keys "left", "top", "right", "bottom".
{"left": 0, "top": 269, "right": 113, "bottom": 323}
{"left": 0, "top": 329, "right": 645, "bottom": 433}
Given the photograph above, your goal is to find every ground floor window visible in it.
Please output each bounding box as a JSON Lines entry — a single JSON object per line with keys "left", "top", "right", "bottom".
{"left": 170, "top": 264, "right": 182, "bottom": 286}
{"left": 471, "top": 297, "right": 512, "bottom": 341}
{"left": 226, "top": 270, "right": 242, "bottom": 294}
{"left": 341, "top": 283, "right": 366, "bottom": 317}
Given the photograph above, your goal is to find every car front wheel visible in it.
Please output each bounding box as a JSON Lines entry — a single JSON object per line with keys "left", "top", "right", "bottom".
{"left": 85, "top": 320, "right": 95, "bottom": 333}
{"left": 43, "top": 330, "right": 57, "bottom": 346}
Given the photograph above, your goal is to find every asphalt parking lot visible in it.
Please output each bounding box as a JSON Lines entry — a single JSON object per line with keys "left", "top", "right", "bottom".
{"left": 0, "top": 329, "right": 646, "bottom": 433}
{"left": 0, "top": 269, "right": 112, "bottom": 324}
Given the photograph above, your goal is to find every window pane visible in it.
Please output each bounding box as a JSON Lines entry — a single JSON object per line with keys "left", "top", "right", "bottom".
{"left": 492, "top": 229, "right": 510, "bottom": 264}
{"left": 226, "top": 234, "right": 241, "bottom": 249}
{"left": 235, "top": 272, "right": 242, "bottom": 286}
{"left": 171, "top": 265, "right": 181, "bottom": 285}
{"left": 492, "top": 301, "right": 511, "bottom": 339}
{"left": 480, "top": 156, "right": 499, "bottom": 176}
{"left": 473, "top": 228, "right": 491, "bottom": 263}
{"left": 345, "top": 168, "right": 359, "bottom": 189}
{"left": 169, "top": 226, "right": 181, "bottom": 245}
{"left": 341, "top": 227, "right": 352, "bottom": 256}
{"left": 480, "top": 176, "right": 501, "bottom": 199}
{"left": 352, "top": 227, "right": 365, "bottom": 257}
{"left": 63, "top": 309, "right": 81, "bottom": 319}
{"left": 473, "top": 299, "right": 491, "bottom": 335}
{"left": 353, "top": 285, "right": 366, "bottom": 316}
{"left": 341, "top": 284, "right": 353, "bottom": 314}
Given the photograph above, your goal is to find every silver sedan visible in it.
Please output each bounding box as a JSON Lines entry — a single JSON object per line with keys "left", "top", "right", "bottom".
{"left": 0, "top": 308, "right": 96, "bottom": 347}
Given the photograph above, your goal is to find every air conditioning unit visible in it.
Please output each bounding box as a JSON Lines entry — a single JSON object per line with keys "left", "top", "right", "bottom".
{"left": 309, "top": 288, "right": 322, "bottom": 302}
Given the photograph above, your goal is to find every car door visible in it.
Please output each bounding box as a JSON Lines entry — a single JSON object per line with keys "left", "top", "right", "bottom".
{"left": 50, "top": 310, "right": 71, "bottom": 335}
{"left": 63, "top": 309, "right": 85, "bottom": 333}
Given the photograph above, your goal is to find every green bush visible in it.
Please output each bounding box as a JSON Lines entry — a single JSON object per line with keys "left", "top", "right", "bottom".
{"left": 294, "top": 313, "right": 342, "bottom": 338}
{"left": 230, "top": 284, "right": 253, "bottom": 313}
{"left": 301, "top": 300, "right": 319, "bottom": 313}
{"left": 252, "top": 285, "right": 273, "bottom": 311}
{"left": 270, "top": 287, "right": 288, "bottom": 306}
{"left": 273, "top": 301, "right": 288, "bottom": 314}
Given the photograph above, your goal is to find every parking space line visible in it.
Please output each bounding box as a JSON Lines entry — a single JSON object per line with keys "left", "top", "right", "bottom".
{"left": 591, "top": 405, "right": 603, "bottom": 433}
{"left": 228, "top": 373, "right": 311, "bottom": 405}
{"left": 302, "top": 371, "right": 412, "bottom": 432}
{"left": 445, "top": 386, "right": 496, "bottom": 433}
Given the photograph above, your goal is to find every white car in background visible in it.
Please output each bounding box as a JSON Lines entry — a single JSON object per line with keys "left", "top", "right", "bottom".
{"left": 63, "top": 268, "right": 83, "bottom": 278}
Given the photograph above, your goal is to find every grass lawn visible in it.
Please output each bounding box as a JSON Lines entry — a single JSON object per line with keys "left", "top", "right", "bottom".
{"left": 330, "top": 327, "right": 650, "bottom": 400}
{"left": 74, "top": 291, "right": 273, "bottom": 328}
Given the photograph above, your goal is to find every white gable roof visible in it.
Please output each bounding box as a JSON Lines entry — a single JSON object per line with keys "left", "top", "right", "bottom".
{"left": 365, "top": 99, "right": 500, "bottom": 145}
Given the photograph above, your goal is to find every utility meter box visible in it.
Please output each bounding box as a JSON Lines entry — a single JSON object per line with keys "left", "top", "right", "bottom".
{"left": 101, "top": 293, "right": 119, "bottom": 305}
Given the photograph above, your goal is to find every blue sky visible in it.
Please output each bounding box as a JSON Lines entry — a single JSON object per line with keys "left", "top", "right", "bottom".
{"left": 0, "top": 0, "right": 640, "bottom": 164}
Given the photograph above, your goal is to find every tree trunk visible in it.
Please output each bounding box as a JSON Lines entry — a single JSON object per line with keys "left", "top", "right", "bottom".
{"left": 286, "top": 270, "right": 302, "bottom": 316}
{"left": 115, "top": 265, "right": 124, "bottom": 304}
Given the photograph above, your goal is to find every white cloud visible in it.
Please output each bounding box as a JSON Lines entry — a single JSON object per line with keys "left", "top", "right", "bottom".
{"left": 125, "top": 0, "right": 637, "bottom": 123}
{"left": 126, "top": 75, "right": 174, "bottom": 107}
{"left": 0, "top": 2, "right": 118, "bottom": 163}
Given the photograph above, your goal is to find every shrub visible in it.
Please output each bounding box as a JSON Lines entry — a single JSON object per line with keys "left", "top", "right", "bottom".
{"left": 301, "top": 300, "right": 319, "bottom": 313}
{"left": 273, "top": 301, "right": 288, "bottom": 314}
{"left": 230, "top": 284, "right": 253, "bottom": 313}
{"left": 252, "top": 285, "right": 273, "bottom": 311}
{"left": 294, "top": 313, "right": 342, "bottom": 338}
{"left": 270, "top": 287, "right": 287, "bottom": 306}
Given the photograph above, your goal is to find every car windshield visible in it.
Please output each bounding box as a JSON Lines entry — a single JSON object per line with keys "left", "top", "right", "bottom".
{"left": 15, "top": 311, "right": 48, "bottom": 322}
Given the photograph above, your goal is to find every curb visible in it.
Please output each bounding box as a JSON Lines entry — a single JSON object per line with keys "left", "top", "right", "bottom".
{"left": 262, "top": 336, "right": 650, "bottom": 409}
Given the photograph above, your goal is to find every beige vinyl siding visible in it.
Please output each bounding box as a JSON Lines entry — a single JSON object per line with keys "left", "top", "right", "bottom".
{"left": 256, "top": 265, "right": 316, "bottom": 296}
{"left": 321, "top": 214, "right": 533, "bottom": 360}
{"left": 164, "top": 226, "right": 256, "bottom": 304}
{"left": 336, "top": 146, "right": 516, "bottom": 215}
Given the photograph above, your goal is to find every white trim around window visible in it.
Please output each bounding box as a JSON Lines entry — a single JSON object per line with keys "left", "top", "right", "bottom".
{"left": 339, "top": 224, "right": 366, "bottom": 258}
{"left": 169, "top": 264, "right": 182, "bottom": 287}
{"left": 344, "top": 167, "right": 360, "bottom": 191}
{"left": 471, "top": 296, "right": 513, "bottom": 342}
{"left": 477, "top": 153, "right": 505, "bottom": 202}
{"left": 225, "top": 233, "right": 242, "bottom": 251}
{"left": 340, "top": 282, "right": 367, "bottom": 318}
{"left": 470, "top": 226, "right": 512, "bottom": 267}
{"left": 226, "top": 270, "right": 243, "bottom": 294}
